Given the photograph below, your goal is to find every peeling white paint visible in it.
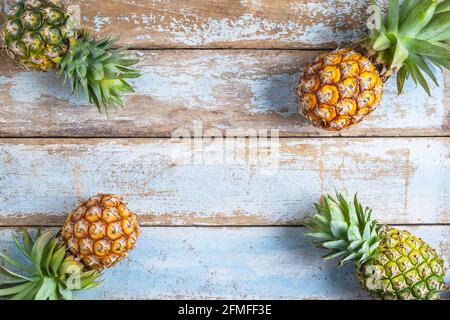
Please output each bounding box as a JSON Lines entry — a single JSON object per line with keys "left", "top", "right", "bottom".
{"left": 240, "top": 0, "right": 263, "bottom": 7}
{"left": 93, "top": 15, "right": 111, "bottom": 33}
{"left": 0, "top": 226, "right": 448, "bottom": 299}
{"left": 0, "top": 50, "right": 447, "bottom": 135}
{"left": 131, "top": 14, "right": 361, "bottom": 46}
{"left": 0, "top": 138, "right": 448, "bottom": 224}
{"left": 73, "top": 0, "right": 390, "bottom": 47}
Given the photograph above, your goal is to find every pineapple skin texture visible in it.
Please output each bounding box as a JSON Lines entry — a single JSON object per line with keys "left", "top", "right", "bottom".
{"left": 62, "top": 194, "right": 140, "bottom": 270}
{"left": 357, "top": 227, "right": 446, "bottom": 300}
{"left": 2, "top": 0, "right": 78, "bottom": 71}
{"left": 296, "top": 48, "right": 383, "bottom": 131}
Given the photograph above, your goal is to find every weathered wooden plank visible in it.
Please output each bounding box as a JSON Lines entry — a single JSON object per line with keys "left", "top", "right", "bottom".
{"left": 3, "top": 0, "right": 387, "bottom": 49}
{"left": 0, "top": 50, "right": 448, "bottom": 137}
{"left": 0, "top": 226, "right": 448, "bottom": 299}
{"left": 0, "top": 138, "right": 448, "bottom": 226}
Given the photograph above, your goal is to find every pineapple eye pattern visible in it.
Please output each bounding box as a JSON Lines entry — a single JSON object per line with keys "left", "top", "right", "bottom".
{"left": 297, "top": 49, "right": 383, "bottom": 131}
{"left": 5, "top": 20, "right": 23, "bottom": 39}
{"left": 40, "top": 26, "right": 62, "bottom": 45}
{"left": 361, "top": 265, "right": 385, "bottom": 292}
{"left": 61, "top": 194, "right": 140, "bottom": 270}
{"left": 2, "top": 0, "right": 140, "bottom": 111}
{"left": 306, "top": 192, "right": 447, "bottom": 300}
{"left": 22, "top": 10, "right": 43, "bottom": 30}
{"left": 45, "top": 7, "right": 65, "bottom": 25}
{"left": 27, "top": 0, "right": 45, "bottom": 9}
{"left": 297, "top": 0, "right": 450, "bottom": 131}
{"left": 23, "top": 32, "right": 44, "bottom": 52}
{"left": 7, "top": 4, "right": 24, "bottom": 17}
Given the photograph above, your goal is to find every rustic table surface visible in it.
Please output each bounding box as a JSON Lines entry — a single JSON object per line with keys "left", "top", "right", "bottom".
{"left": 0, "top": 0, "right": 449, "bottom": 299}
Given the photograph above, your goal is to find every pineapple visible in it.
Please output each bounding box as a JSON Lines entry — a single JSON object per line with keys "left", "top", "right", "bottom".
{"left": 2, "top": 0, "right": 141, "bottom": 112}
{"left": 0, "top": 194, "right": 139, "bottom": 300}
{"left": 296, "top": 0, "right": 450, "bottom": 131}
{"left": 305, "top": 192, "right": 447, "bottom": 300}
{"left": 0, "top": 229, "right": 102, "bottom": 300}
{"left": 61, "top": 194, "right": 140, "bottom": 270}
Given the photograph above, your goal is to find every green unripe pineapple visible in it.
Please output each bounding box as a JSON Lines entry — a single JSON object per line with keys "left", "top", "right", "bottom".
{"left": 2, "top": 0, "right": 141, "bottom": 112}
{"left": 3, "top": 0, "right": 78, "bottom": 71}
{"left": 305, "top": 192, "right": 447, "bottom": 300}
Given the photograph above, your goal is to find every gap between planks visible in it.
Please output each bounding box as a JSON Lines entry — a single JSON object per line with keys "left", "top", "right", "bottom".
{"left": 1, "top": 135, "right": 449, "bottom": 139}
{"left": 1, "top": 224, "right": 449, "bottom": 228}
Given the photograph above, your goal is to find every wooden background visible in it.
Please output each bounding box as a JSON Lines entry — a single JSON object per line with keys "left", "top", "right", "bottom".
{"left": 0, "top": 0, "right": 449, "bottom": 299}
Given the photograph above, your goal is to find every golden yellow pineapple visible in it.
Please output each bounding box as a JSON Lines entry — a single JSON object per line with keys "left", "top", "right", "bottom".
{"left": 296, "top": 0, "right": 450, "bottom": 131}
{"left": 61, "top": 194, "right": 140, "bottom": 270}
{"left": 297, "top": 48, "right": 383, "bottom": 131}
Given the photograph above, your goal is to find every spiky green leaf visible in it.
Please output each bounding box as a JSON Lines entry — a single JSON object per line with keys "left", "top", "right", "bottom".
{"left": 436, "top": 0, "right": 450, "bottom": 13}
{"left": 418, "top": 12, "right": 450, "bottom": 41}
{"left": 34, "top": 276, "right": 57, "bottom": 300}
{"left": 322, "top": 251, "right": 346, "bottom": 261}
{"left": 413, "top": 54, "right": 439, "bottom": 86}
{"left": 400, "top": 36, "right": 450, "bottom": 59}
{"left": 387, "top": 0, "right": 400, "bottom": 33}
{"left": 429, "top": 57, "right": 450, "bottom": 69}
{"left": 304, "top": 232, "right": 333, "bottom": 241}
{"left": 10, "top": 282, "right": 37, "bottom": 300}
{"left": 12, "top": 233, "right": 31, "bottom": 261}
{"left": 323, "top": 240, "right": 348, "bottom": 250}
{"left": 404, "top": 56, "right": 432, "bottom": 95}
{"left": 304, "top": 192, "right": 381, "bottom": 267}
{"left": 396, "top": 66, "right": 408, "bottom": 95}
{"left": 0, "top": 265, "right": 33, "bottom": 282}
{"left": 22, "top": 229, "right": 34, "bottom": 256}
{"left": 347, "top": 225, "right": 362, "bottom": 242}
{"left": 391, "top": 38, "right": 409, "bottom": 70}
{"left": 330, "top": 220, "right": 348, "bottom": 239}
{"left": 80, "top": 279, "right": 103, "bottom": 290}
{"left": 0, "top": 278, "right": 28, "bottom": 285}
{"left": 0, "top": 282, "right": 34, "bottom": 297}
{"left": 57, "top": 283, "right": 73, "bottom": 300}
{"left": 0, "top": 229, "right": 104, "bottom": 300}
{"left": 373, "top": 32, "right": 392, "bottom": 51}
{"left": 30, "top": 230, "right": 56, "bottom": 276}
{"left": 50, "top": 245, "right": 67, "bottom": 276}
{"left": 400, "top": 0, "right": 421, "bottom": 22}
{"left": 43, "top": 239, "right": 59, "bottom": 276}
{"left": 59, "top": 32, "right": 141, "bottom": 113}
{"left": 399, "top": 0, "right": 437, "bottom": 37}
{"left": 0, "top": 252, "right": 34, "bottom": 274}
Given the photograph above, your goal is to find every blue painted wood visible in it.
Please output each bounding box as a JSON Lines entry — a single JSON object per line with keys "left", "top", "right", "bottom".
{"left": 0, "top": 50, "right": 448, "bottom": 137}
{"left": 0, "top": 227, "right": 448, "bottom": 299}
{"left": 0, "top": 138, "right": 449, "bottom": 226}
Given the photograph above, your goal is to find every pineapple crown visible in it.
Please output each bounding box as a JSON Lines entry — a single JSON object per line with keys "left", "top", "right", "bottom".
{"left": 365, "top": 0, "right": 450, "bottom": 95}
{"left": 0, "top": 229, "right": 102, "bottom": 300}
{"left": 305, "top": 192, "right": 381, "bottom": 267}
{"left": 1, "top": 0, "right": 141, "bottom": 112}
{"left": 59, "top": 32, "right": 141, "bottom": 113}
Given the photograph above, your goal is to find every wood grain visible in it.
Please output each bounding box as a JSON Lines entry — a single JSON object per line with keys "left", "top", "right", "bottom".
{"left": 0, "top": 226, "right": 448, "bottom": 299}
{"left": 0, "top": 50, "right": 448, "bottom": 137}
{"left": 0, "top": 138, "right": 448, "bottom": 226}
{"left": 3, "top": 0, "right": 387, "bottom": 49}
{"left": 1, "top": 0, "right": 448, "bottom": 302}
